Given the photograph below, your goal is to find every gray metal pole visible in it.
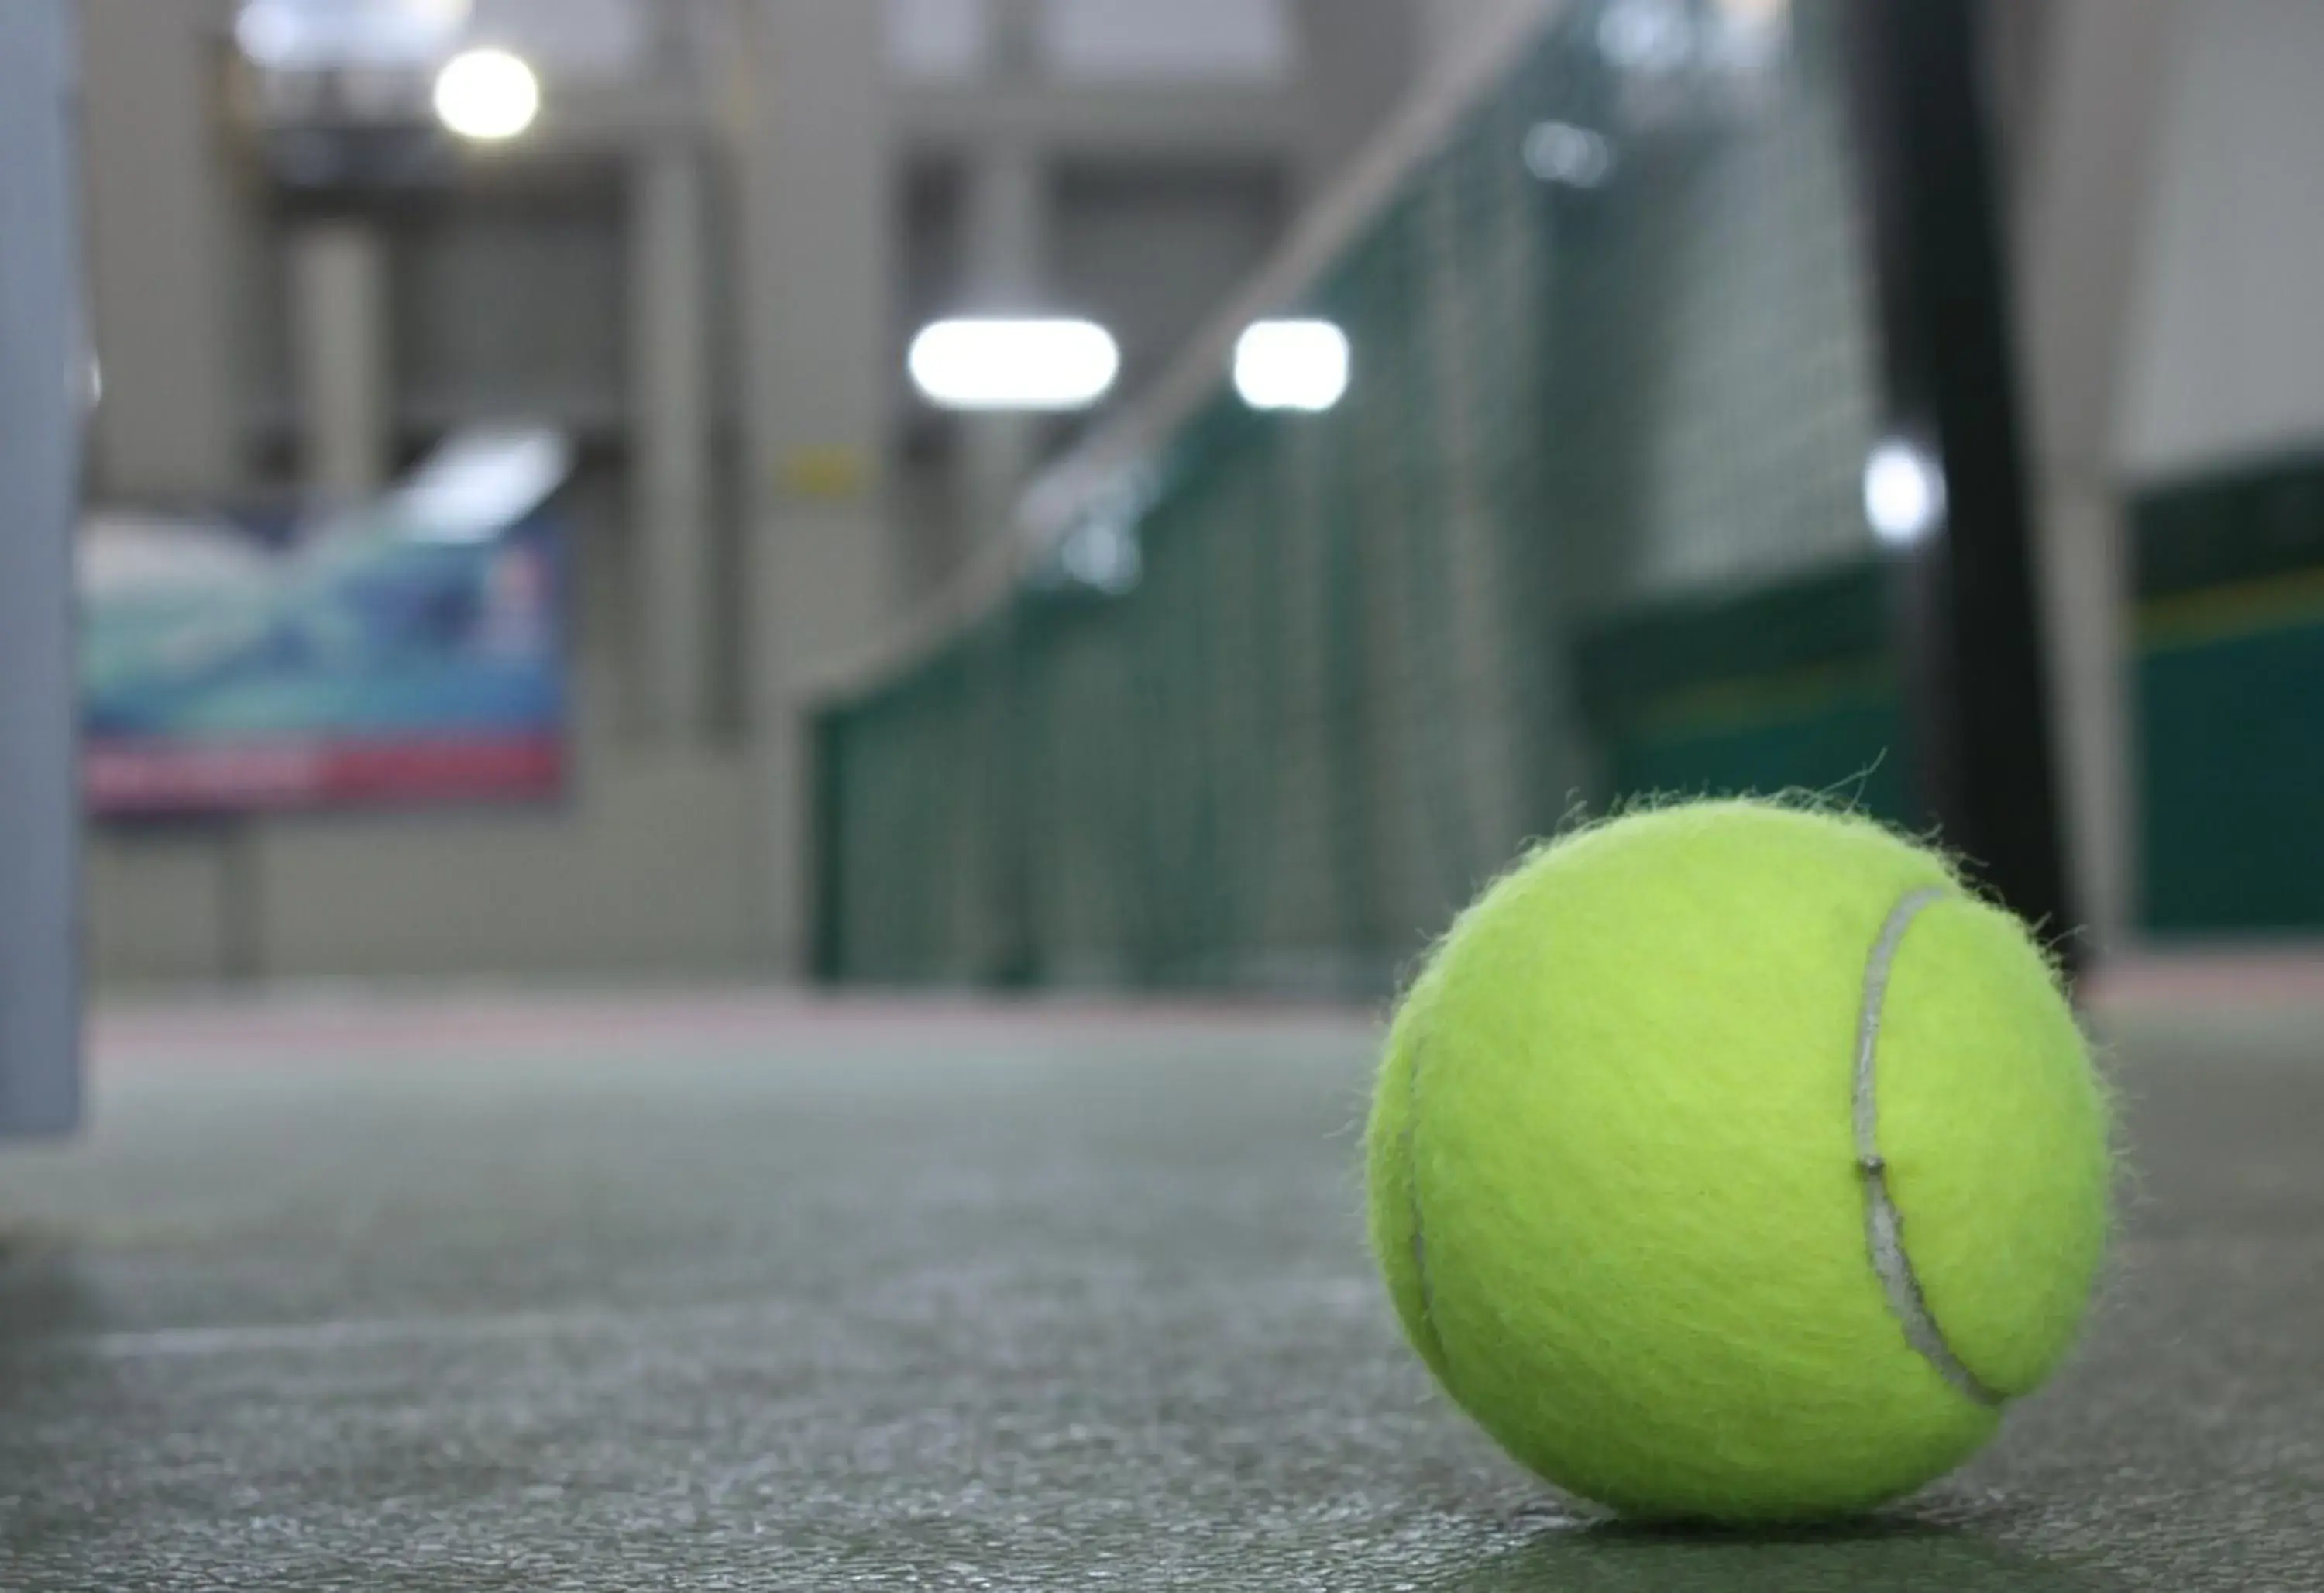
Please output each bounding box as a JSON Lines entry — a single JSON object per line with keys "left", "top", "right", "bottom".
{"left": 0, "top": 0, "right": 86, "bottom": 1137}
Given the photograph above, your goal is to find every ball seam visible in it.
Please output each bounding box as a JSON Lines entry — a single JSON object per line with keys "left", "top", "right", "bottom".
{"left": 1854, "top": 885, "right": 2006, "bottom": 1409}
{"left": 1402, "top": 1033, "right": 1454, "bottom": 1380}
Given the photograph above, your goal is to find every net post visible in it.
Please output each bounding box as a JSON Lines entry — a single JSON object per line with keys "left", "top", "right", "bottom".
{"left": 1844, "top": 0, "right": 2078, "bottom": 959}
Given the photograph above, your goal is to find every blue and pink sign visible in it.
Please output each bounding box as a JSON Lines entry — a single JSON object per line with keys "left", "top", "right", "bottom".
{"left": 82, "top": 429, "right": 572, "bottom": 817}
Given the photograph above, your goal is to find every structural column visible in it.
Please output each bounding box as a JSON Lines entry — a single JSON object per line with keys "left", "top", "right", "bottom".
{"left": 2014, "top": 0, "right": 2181, "bottom": 955}
{"left": 959, "top": 137, "right": 1049, "bottom": 541}
{"left": 288, "top": 219, "right": 392, "bottom": 501}
{"left": 81, "top": 0, "right": 238, "bottom": 499}
{"left": 729, "top": 0, "right": 898, "bottom": 972}
{"left": 630, "top": 132, "right": 715, "bottom": 741}
{"left": 81, "top": 0, "right": 248, "bottom": 985}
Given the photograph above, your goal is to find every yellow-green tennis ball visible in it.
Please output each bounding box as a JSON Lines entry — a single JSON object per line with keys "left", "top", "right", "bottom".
{"left": 1367, "top": 799, "right": 2109, "bottom": 1523}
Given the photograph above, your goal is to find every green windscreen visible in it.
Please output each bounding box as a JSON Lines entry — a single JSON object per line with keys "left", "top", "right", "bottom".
{"left": 816, "top": 0, "right": 1900, "bottom": 989}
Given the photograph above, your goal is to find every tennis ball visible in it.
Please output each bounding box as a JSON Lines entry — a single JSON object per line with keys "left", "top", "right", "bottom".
{"left": 1367, "top": 799, "right": 2109, "bottom": 1522}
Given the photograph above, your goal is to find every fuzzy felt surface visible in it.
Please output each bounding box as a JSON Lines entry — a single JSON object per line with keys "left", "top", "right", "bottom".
{"left": 1366, "top": 800, "right": 2111, "bottom": 1522}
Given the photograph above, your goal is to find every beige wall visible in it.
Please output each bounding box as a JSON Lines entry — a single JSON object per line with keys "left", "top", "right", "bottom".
{"left": 88, "top": 751, "right": 758, "bottom": 987}
{"left": 2119, "top": 0, "right": 2324, "bottom": 477}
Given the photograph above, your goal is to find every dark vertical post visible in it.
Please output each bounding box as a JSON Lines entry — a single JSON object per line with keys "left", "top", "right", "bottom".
{"left": 1846, "top": 0, "right": 2078, "bottom": 954}
{"left": 0, "top": 0, "right": 86, "bottom": 1136}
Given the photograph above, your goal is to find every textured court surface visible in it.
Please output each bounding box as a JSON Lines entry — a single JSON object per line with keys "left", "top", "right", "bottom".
{"left": 0, "top": 985, "right": 2319, "bottom": 1590}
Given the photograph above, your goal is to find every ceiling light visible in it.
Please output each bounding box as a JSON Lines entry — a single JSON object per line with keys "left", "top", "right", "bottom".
{"left": 1232, "top": 319, "right": 1349, "bottom": 413}
{"left": 432, "top": 47, "right": 541, "bottom": 143}
{"left": 908, "top": 318, "right": 1120, "bottom": 411}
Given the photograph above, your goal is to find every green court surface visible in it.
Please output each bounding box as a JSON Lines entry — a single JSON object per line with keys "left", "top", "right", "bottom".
{"left": 0, "top": 983, "right": 2318, "bottom": 1590}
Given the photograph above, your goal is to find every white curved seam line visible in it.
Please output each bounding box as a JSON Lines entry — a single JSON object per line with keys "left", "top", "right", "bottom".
{"left": 1855, "top": 885, "right": 2006, "bottom": 1409}
{"left": 1404, "top": 1038, "right": 1450, "bottom": 1371}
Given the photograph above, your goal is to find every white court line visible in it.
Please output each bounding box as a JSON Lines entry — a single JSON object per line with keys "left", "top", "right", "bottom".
{"left": 21, "top": 1271, "right": 1384, "bottom": 1363}
{"left": 36, "top": 1299, "right": 797, "bottom": 1363}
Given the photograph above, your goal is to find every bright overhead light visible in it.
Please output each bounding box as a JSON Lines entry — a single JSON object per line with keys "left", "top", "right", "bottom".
{"left": 432, "top": 47, "right": 541, "bottom": 143}
{"left": 1864, "top": 438, "right": 1945, "bottom": 546}
{"left": 908, "top": 318, "right": 1120, "bottom": 411}
{"left": 1232, "top": 319, "right": 1349, "bottom": 413}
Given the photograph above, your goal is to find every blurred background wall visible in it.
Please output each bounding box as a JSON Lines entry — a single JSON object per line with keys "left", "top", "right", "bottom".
{"left": 69, "top": 0, "right": 2324, "bottom": 989}
{"left": 77, "top": 0, "right": 1441, "bottom": 985}
{"left": 2119, "top": 0, "right": 2324, "bottom": 477}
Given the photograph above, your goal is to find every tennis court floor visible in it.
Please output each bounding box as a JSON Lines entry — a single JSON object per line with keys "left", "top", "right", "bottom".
{"left": 1, "top": 977, "right": 2317, "bottom": 1589}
